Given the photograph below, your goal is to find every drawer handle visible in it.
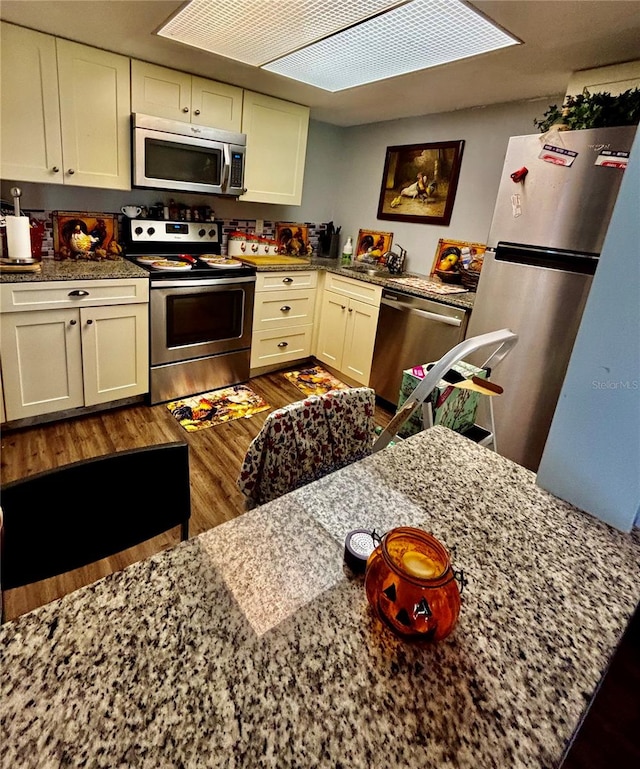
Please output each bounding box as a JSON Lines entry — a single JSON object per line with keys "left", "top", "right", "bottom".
{"left": 277, "top": 341, "right": 288, "bottom": 348}
{"left": 280, "top": 305, "right": 291, "bottom": 312}
{"left": 68, "top": 290, "right": 89, "bottom": 297}
{"left": 282, "top": 277, "right": 293, "bottom": 284}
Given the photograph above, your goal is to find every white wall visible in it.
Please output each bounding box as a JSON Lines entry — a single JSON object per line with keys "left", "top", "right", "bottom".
{"left": 333, "top": 97, "right": 563, "bottom": 275}
{"left": 536, "top": 132, "right": 640, "bottom": 533}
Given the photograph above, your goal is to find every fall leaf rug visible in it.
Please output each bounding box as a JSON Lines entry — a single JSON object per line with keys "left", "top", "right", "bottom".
{"left": 167, "top": 385, "right": 270, "bottom": 432}
{"left": 283, "top": 365, "right": 350, "bottom": 397}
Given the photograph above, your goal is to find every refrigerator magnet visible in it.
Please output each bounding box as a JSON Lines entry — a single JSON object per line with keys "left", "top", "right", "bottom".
{"left": 594, "top": 150, "right": 629, "bottom": 169}
{"left": 538, "top": 144, "right": 578, "bottom": 166}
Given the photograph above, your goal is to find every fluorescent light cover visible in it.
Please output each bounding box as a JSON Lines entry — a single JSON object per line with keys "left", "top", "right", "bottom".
{"left": 157, "top": 0, "right": 520, "bottom": 92}
{"left": 264, "top": 0, "right": 520, "bottom": 91}
{"left": 158, "top": 0, "right": 408, "bottom": 67}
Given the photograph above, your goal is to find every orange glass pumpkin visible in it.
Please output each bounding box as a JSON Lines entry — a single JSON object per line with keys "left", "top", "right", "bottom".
{"left": 365, "top": 527, "right": 461, "bottom": 642}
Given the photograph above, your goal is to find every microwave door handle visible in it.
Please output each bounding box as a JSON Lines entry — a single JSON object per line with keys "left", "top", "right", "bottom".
{"left": 221, "top": 144, "right": 231, "bottom": 193}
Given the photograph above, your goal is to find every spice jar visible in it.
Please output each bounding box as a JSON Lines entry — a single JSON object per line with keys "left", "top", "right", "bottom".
{"left": 365, "top": 527, "right": 461, "bottom": 642}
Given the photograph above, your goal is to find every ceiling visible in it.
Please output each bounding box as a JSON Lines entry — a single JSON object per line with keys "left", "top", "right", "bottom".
{"left": 2, "top": 0, "right": 640, "bottom": 127}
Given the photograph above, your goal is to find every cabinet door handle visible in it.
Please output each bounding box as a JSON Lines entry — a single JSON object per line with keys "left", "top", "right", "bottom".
{"left": 86, "top": 319, "right": 93, "bottom": 325}
{"left": 341, "top": 305, "right": 346, "bottom": 310}
{"left": 282, "top": 277, "right": 293, "bottom": 284}
{"left": 277, "top": 341, "right": 288, "bottom": 348}
{"left": 280, "top": 305, "right": 291, "bottom": 312}
{"left": 69, "top": 319, "right": 77, "bottom": 326}
{"left": 182, "top": 107, "right": 189, "bottom": 113}
{"left": 67, "top": 168, "right": 75, "bottom": 175}
{"left": 68, "top": 290, "right": 89, "bottom": 297}
{"left": 52, "top": 166, "right": 60, "bottom": 173}
{"left": 194, "top": 109, "right": 201, "bottom": 116}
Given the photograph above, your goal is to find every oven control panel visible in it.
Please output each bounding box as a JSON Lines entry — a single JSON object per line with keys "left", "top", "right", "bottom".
{"left": 126, "top": 219, "right": 221, "bottom": 245}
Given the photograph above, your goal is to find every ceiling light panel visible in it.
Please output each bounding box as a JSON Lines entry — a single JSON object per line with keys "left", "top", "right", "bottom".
{"left": 158, "top": 0, "right": 408, "bottom": 67}
{"left": 264, "top": 0, "right": 520, "bottom": 92}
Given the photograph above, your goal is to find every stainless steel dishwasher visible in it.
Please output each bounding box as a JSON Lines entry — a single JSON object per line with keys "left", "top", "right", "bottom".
{"left": 370, "top": 288, "right": 469, "bottom": 406}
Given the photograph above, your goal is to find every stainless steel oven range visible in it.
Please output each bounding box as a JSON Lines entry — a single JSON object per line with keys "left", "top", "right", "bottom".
{"left": 123, "top": 219, "right": 256, "bottom": 404}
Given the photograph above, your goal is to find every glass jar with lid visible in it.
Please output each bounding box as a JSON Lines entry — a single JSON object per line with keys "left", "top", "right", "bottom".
{"left": 365, "top": 527, "right": 462, "bottom": 642}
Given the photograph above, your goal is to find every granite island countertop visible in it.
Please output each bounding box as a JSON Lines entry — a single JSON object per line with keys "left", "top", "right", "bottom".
{"left": 1, "top": 427, "right": 638, "bottom": 769}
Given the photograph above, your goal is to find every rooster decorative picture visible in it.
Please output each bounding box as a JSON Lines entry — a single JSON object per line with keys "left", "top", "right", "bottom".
{"left": 377, "top": 141, "right": 465, "bottom": 225}
{"left": 53, "top": 212, "right": 119, "bottom": 260}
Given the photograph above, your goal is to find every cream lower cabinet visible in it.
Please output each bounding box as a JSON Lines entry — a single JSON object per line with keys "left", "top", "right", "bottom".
{"left": 0, "top": 23, "right": 131, "bottom": 189}
{"left": 0, "top": 279, "right": 149, "bottom": 422}
{"left": 315, "top": 274, "right": 381, "bottom": 386}
{"left": 250, "top": 271, "right": 317, "bottom": 372}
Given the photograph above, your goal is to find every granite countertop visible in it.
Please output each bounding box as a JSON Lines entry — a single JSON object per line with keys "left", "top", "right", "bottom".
{"left": 0, "top": 258, "right": 148, "bottom": 283}
{"left": 263, "top": 256, "right": 476, "bottom": 311}
{"left": 0, "top": 256, "right": 473, "bottom": 310}
{"left": 2, "top": 427, "right": 638, "bottom": 769}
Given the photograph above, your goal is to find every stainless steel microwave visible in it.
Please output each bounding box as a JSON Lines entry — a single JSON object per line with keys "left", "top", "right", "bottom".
{"left": 132, "top": 113, "right": 246, "bottom": 196}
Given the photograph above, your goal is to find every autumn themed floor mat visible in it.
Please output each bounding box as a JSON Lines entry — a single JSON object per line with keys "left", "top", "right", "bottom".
{"left": 167, "top": 385, "right": 270, "bottom": 432}
{"left": 283, "top": 366, "right": 350, "bottom": 397}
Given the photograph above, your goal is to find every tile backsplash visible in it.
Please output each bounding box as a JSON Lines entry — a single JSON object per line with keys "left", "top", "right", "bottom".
{"left": 21, "top": 211, "right": 331, "bottom": 259}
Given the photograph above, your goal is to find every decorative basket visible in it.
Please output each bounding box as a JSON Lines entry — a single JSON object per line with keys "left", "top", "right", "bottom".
{"left": 460, "top": 268, "right": 481, "bottom": 291}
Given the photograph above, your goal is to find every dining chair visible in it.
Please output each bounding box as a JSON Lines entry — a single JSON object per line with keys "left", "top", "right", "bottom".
{"left": 237, "top": 387, "right": 376, "bottom": 507}
{"left": 0, "top": 441, "right": 191, "bottom": 620}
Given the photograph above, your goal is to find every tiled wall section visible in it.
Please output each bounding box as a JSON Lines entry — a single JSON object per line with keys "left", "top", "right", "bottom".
{"left": 23, "top": 211, "right": 330, "bottom": 258}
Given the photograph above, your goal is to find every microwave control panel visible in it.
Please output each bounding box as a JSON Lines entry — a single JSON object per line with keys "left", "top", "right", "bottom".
{"left": 230, "top": 152, "right": 244, "bottom": 188}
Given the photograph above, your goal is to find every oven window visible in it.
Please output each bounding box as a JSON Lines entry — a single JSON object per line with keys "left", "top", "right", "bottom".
{"left": 145, "top": 138, "right": 222, "bottom": 186}
{"left": 166, "top": 289, "right": 243, "bottom": 348}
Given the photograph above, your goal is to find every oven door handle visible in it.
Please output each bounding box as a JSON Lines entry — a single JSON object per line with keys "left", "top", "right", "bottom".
{"left": 151, "top": 276, "right": 256, "bottom": 288}
{"left": 220, "top": 144, "right": 231, "bottom": 193}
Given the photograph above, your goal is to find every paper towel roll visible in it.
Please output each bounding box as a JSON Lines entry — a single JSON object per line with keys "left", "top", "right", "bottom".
{"left": 6, "top": 216, "right": 32, "bottom": 260}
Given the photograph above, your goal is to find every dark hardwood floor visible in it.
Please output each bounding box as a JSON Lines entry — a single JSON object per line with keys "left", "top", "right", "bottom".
{"left": 561, "top": 605, "right": 640, "bottom": 769}
{"left": 0, "top": 368, "right": 393, "bottom": 621}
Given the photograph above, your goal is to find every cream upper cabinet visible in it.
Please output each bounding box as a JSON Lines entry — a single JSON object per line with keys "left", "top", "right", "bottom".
{"left": 56, "top": 39, "right": 131, "bottom": 189}
{"left": 0, "top": 24, "right": 131, "bottom": 189}
{"left": 131, "top": 60, "right": 243, "bottom": 131}
{"left": 240, "top": 91, "right": 310, "bottom": 205}
{"left": 191, "top": 75, "right": 243, "bottom": 131}
{"left": 566, "top": 61, "right": 640, "bottom": 97}
{"left": 1, "top": 23, "right": 63, "bottom": 184}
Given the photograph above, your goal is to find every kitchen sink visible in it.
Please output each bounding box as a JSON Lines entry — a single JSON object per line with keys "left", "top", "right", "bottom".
{"left": 343, "top": 264, "right": 392, "bottom": 278}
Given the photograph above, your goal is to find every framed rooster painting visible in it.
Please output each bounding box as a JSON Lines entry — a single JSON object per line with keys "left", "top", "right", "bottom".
{"left": 377, "top": 140, "right": 465, "bottom": 225}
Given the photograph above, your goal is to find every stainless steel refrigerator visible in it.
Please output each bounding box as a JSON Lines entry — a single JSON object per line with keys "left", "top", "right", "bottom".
{"left": 466, "top": 125, "right": 636, "bottom": 471}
